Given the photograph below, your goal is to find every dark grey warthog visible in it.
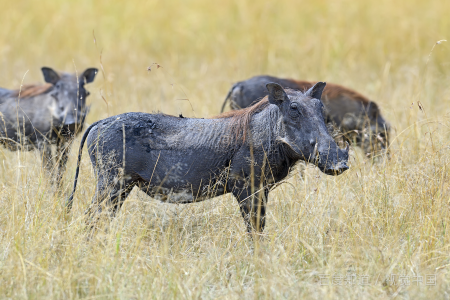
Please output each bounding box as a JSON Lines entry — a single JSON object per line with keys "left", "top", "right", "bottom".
{"left": 0, "top": 67, "right": 98, "bottom": 184}
{"left": 221, "top": 75, "right": 390, "bottom": 158}
{"left": 68, "top": 83, "right": 349, "bottom": 233}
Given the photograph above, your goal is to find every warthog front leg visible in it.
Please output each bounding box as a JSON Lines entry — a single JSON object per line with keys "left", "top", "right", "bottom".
{"left": 39, "top": 144, "right": 54, "bottom": 176}
{"left": 233, "top": 186, "right": 269, "bottom": 234}
{"left": 55, "top": 138, "right": 71, "bottom": 187}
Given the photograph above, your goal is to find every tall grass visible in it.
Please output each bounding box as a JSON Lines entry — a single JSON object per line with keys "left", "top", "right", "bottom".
{"left": 0, "top": 0, "right": 449, "bottom": 298}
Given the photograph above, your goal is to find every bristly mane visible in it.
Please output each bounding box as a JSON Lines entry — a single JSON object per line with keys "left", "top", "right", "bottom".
{"left": 11, "top": 83, "right": 53, "bottom": 98}
{"left": 213, "top": 96, "right": 271, "bottom": 142}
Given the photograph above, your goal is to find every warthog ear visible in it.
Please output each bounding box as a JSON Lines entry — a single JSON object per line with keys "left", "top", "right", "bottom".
{"left": 81, "top": 68, "right": 98, "bottom": 84}
{"left": 41, "top": 67, "right": 61, "bottom": 85}
{"left": 266, "top": 82, "right": 288, "bottom": 106}
{"left": 305, "top": 82, "right": 326, "bottom": 100}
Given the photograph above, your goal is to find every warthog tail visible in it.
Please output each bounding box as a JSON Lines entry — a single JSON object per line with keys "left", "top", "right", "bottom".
{"left": 66, "top": 121, "right": 99, "bottom": 211}
{"left": 220, "top": 83, "right": 237, "bottom": 113}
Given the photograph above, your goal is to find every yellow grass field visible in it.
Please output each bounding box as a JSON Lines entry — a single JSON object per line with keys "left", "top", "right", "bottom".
{"left": 0, "top": 0, "right": 450, "bottom": 298}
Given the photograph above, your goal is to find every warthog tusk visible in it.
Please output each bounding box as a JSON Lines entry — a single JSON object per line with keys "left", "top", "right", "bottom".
{"left": 312, "top": 143, "right": 318, "bottom": 161}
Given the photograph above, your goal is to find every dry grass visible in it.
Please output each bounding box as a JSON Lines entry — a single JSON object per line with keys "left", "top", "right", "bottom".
{"left": 0, "top": 0, "right": 450, "bottom": 298}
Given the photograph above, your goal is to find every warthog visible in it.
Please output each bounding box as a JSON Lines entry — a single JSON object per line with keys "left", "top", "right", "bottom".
{"left": 68, "top": 82, "right": 349, "bottom": 233}
{"left": 0, "top": 67, "right": 98, "bottom": 184}
{"left": 221, "top": 75, "right": 390, "bottom": 158}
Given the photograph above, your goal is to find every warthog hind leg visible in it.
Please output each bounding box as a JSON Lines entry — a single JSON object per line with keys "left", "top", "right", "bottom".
{"left": 85, "top": 174, "right": 135, "bottom": 228}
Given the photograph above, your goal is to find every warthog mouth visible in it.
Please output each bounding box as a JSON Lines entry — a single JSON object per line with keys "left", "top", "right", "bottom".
{"left": 322, "top": 162, "right": 349, "bottom": 175}
{"left": 312, "top": 142, "right": 350, "bottom": 176}
{"left": 60, "top": 123, "right": 82, "bottom": 136}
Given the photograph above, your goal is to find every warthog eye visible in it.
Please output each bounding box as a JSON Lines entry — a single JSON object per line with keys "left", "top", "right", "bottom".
{"left": 289, "top": 102, "right": 302, "bottom": 118}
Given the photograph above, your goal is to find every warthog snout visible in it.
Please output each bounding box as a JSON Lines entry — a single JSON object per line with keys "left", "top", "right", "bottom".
{"left": 323, "top": 161, "right": 349, "bottom": 175}
{"left": 60, "top": 106, "right": 89, "bottom": 136}
{"left": 63, "top": 113, "right": 76, "bottom": 125}
{"left": 61, "top": 112, "right": 87, "bottom": 136}
{"left": 317, "top": 142, "right": 350, "bottom": 175}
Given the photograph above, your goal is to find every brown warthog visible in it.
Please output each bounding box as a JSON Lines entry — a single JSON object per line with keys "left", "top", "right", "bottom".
{"left": 221, "top": 75, "right": 390, "bottom": 158}
{"left": 67, "top": 82, "right": 349, "bottom": 234}
{"left": 0, "top": 67, "right": 98, "bottom": 184}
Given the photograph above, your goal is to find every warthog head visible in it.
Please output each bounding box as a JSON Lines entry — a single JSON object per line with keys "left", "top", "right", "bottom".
{"left": 42, "top": 67, "right": 98, "bottom": 136}
{"left": 267, "top": 82, "right": 349, "bottom": 175}
{"left": 340, "top": 101, "right": 390, "bottom": 158}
